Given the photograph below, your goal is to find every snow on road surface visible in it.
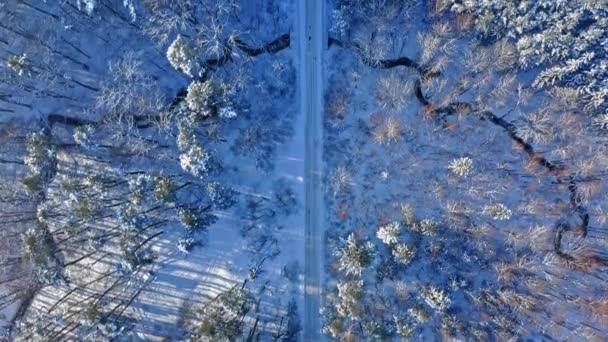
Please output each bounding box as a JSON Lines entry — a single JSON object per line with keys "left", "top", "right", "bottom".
{"left": 298, "top": 0, "right": 325, "bottom": 341}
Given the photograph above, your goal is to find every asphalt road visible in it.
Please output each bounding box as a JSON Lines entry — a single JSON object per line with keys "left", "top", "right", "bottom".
{"left": 298, "top": 1, "right": 324, "bottom": 341}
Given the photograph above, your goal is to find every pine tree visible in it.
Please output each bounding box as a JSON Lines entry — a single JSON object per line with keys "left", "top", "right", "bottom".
{"left": 376, "top": 222, "right": 400, "bottom": 245}
{"left": 190, "top": 286, "right": 252, "bottom": 341}
{"left": 392, "top": 243, "right": 416, "bottom": 265}
{"left": 153, "top": 176, "right": 176, "bottom": 203}
{"left": 179, "top": 144, "right": 210, "bottom": 178}
{"left": 338, "top": 233, "right": 374, "bottom": 276}
{"left": 179, "top": 207, "right": 218, "bottom": 232}
{"left": 336, "top": 280, "right": 364, "bottom": 320}
{"left": 186, "top": 80, "right": 215, "bottom": 116}
{"left": 421, "top": 286, "right": 451, "bottom": 312}
{"left": 167, "top": 35, "right": 201, "bottom": 77}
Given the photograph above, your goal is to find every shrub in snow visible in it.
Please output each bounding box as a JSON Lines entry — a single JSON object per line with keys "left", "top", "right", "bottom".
{"left": 98, "top": 320, "right": 129, "bottom": 340}
{"left": 399, "top": 202, "right": 417, "bottom": 226}
{"left": 123, "top": 0, "right": 136, "bottom": 22}
{"left": 177, "top": 235, "right": 195, "bottom": 254}
{"left": 392, "top": 243, "right": 416, "bottom": 265}
{"left": 96, "top": 53, "right": 161, "bottom": 125}
{"left": 448, "top": 157, "right": 473, "bottom": 177}
{"left": 35, "top": 267, "right": 63, "bottom": 287}
{"left": 376, "top": 76, "right": 411, "bottom": 113}
{"left": 218, "top": 106, "right": 237, "bottom": 119}
{"left": 372, "top": 125, "right": 387, "bottom": 145}
{"left": 516, "top": 109, "right": 553, "bottom": 144}
{"left": 376, "top": 256, "right": 398, "bottom": 282}
{"left": 73, "top": 125, "right": 96, "bottom": 149}
{"left": 325, "top": 91, "right": 349, "bottom": 123}
{"left": 330, "top": 6, "right": 348, "bottom": 38}
{"left": 127, "top": 173, "right": 150, "bottom": 191}
{"left": 331, "top": 166, "right": 352, "bottom": 196}
{"left": 483, "top": 203, "right": 512, "bottom": 220}
{"left": 282, "top": 261, "right": 300, "bottom": 283}
{"left": 83, "top": 174, "right": 108, "bottom": 197}
{"left": 377, "top": 221, "right": 401, "bottom": 245}
{"left": 273, "top": 180, "right": 298, "bottom": 216}
{"left": 207, "top": 181, "right": 236, "bottom": 210}
{"left": 385, "top": 116, "right": 402, "bottom": 143}
{"left": 373, "top": 115, "right": 403, "bottom": 145}
{"left": 167, "top": 35, "right": 201, "bottom": 77}
{"left": 6, "top": 54, "right": 31, "bottom": 76}
{"left": 79, "top": 0, "right": 132, "bottom": 17}
{"left": 421, "top": 286, "right": 451, "bottom": 312}
{"left": 337, "top": 233, "right": 374, "bottom": 276}
{"left": 76, "top": 0, "right": 96, "bottom": 15}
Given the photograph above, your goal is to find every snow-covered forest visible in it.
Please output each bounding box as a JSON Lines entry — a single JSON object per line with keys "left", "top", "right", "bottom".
{"left": 1, "top": 0, "right": 607, "bottom": 341}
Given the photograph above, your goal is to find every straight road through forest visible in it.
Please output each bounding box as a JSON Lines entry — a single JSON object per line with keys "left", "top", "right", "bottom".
{"left": 298, "top": 0, "right": 324, "bottom": 341}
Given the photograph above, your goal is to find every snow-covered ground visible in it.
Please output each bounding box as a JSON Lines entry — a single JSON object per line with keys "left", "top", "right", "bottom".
{"left": 319, "top": 1, "right": 608, "bottom": 340}
{"left": 2, "top": 1, "right": 308, "bottom": 341}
